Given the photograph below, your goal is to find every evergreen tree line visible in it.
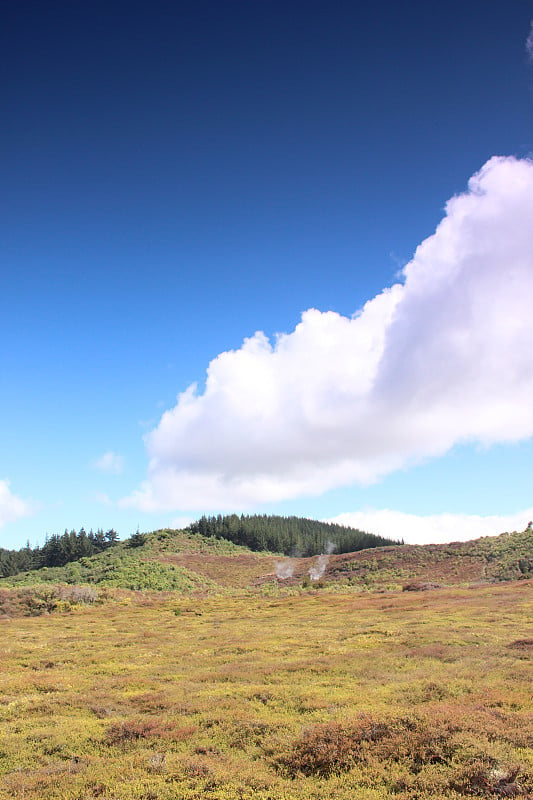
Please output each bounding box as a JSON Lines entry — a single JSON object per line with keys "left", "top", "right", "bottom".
{"left": 0, "top": 528, "right": 120, "bottom": 577}
{"left": 187, "top": 514, "right": 402, "bottom": 556}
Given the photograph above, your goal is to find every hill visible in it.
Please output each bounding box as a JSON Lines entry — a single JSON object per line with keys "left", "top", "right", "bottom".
{"left": 0, "top": 515, "right": 398, "bottom": 589}
{"left": 1, "top": 520, "right": 532, "bottom": 598}
{"left": 0, "top": 514, "right": 400, "bottom": 580}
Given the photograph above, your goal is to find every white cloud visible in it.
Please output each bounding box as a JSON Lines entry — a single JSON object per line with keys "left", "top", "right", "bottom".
{"left": 123, "top": 156, "right": 533, "bottom": 512}
{"left": 94, "top": 492, "right": 112, "bottom": 506}
{"left": 93, "top": 451, "right": 124, "bottom": 475}
{"left": 0, "top": 480, "right": 34, "bottom": 530}
{"left": 526, "top": 20, "right": 533, "bottom": 61}
{"left": 327, "top": 508, "right": 533, "bottom": 546}
{"left": 170, "top": 515, "right": 196, "bottom": 529}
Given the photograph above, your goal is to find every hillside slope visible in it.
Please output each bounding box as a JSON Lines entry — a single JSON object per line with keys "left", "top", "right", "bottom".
{"left": 1, "top": 524, "right": 532, "bottom": 594}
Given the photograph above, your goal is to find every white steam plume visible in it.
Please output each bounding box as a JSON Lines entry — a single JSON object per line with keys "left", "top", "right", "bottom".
{"left": 309, "top": 542, "right": 336, "bottom": 581}
{"left": 309, "top": 554, "right": 329, "bottom": 581}
{"left": 275, "top": 559, "right": 296, "bottom": 579}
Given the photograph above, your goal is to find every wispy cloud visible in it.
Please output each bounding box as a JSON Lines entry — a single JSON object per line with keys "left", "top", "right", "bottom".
{"left": 327, "top": 509, "right": 533, "bottom": 546}
{"left": 94, "top": 492, "right": 112, "bottom": 506}
{"left": 93, "top": 451, "right": 124, "bottom": 475}
{"left": 170, "top": 515, "right": 195, "bottom": 529}
{"left": 0, "top": 480, "right": 35, "bottom": 531}
{"left": 526, "top": 20, "right": 533, "bottom": 61}
{"left": 123, "top": 156, "right": 533, "bottom": 512}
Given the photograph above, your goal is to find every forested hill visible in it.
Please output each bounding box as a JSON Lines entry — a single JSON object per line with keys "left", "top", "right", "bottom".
{"left": 188, "top": 514, "right": 402, "bottom": 556}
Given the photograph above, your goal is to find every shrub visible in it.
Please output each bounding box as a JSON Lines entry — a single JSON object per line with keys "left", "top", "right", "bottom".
{"left": 57, "top": 585, "right": 98, "bottom": 603}
{"left": 105, "top": 718, "right": 197, "bottom": 746}
{"left": 277, "top": 717, "right": 394, "bottom": 777}
{"left": 227, "top": 720, "right": 272, "bottom": 750}
{"left": 105, "top": 719, "right": 159, "bottom": 745}
{"left": 277, "top": 713, "right": 473, "bottom": 778}
{"left": 403, "top": 581, "right": 443, "bottom": 591}
{"left": 449, "top": 761, "right": 528, "bottom": 796}
{"left": 0, "top": 584, "right": 98, "bottom": 617}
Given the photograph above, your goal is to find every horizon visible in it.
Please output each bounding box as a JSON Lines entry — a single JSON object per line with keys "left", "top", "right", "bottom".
{"left": 2, "top": 1, "right": 533, "bottom": 550}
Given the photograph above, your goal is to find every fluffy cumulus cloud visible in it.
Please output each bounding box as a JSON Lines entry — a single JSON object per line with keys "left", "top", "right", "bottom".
{"left": 93, "top": 451, "right": 124, "bottom": 475}
{"left": 124, "top": 156, "right": 533, "bottom": 512}
{"left": 0, "top": 480, "right": 34, "bottom": 530}
{"left": 328, "top": 509, "right": 533, "bottom": 546}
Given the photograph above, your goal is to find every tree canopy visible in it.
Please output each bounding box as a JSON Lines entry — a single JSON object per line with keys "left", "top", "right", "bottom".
{"left": 0, "top": 528, "right": 120, "bottom": 577}
{"left": 187, "top": 514, "right": 401, "bottom": 556}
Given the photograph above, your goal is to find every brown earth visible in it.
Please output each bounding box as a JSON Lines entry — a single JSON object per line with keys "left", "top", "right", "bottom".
{"left": 155, "top": 533, "right": 529, "bottom": 591}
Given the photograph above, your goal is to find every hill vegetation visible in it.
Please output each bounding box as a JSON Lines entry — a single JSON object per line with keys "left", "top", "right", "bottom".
{"left": 0, "top": 530, "right": 241, "bottom": 593}
{"left": 0, "top": 515, "right": 399, "bottom": 586}
{"left": 0, "top": 527, "right": 120, "bottom": 577}
{"left": 1, "top": 522, "right": 532, "bottom": 596}
{"left": 187, "top": 513, "right": 401, "bottom": 554}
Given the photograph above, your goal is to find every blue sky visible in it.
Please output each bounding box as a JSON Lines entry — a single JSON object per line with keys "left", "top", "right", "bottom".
{"left": 2, "top": 1, "right": 533, "bottom": 549}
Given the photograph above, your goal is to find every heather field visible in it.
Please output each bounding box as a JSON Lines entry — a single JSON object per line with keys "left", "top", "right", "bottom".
{"left": 1, "top": 581, "right": 532, "bottom": 799}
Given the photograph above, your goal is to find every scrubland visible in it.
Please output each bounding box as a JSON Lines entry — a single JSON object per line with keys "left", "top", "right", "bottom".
{"left": 1, "top": 580, "right": 532, "bottom": 799}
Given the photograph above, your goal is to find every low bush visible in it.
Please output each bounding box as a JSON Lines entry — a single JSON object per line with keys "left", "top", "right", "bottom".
{"left": 277, "top": 716, "right": 395, "bottom": 776}
{"left": 105, "top": 719, "right": 168, "bottom": 745}
{"left": 0, "top": 584, "right": 98, "bottom": 616}
{"left": 105, "top": 718, "right": 197, "bottom": 746}
{"left": 276, "top": 710, "right": 532, "bottom": 791}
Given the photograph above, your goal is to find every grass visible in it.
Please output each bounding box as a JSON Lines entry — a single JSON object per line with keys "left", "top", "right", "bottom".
{"left": 4, "top": 527, "right": 533, "bottom": 594}
{"left": 0, "top": 580, "right": 532, "bottom": 799}
{"left": 0, "top": 531, "right": 242, "bottom": 592}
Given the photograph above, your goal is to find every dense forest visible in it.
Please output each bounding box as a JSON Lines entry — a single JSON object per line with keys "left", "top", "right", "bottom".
{"left": 188, "top": 514, "right": 402, "bottom": 556}
{"left": 0, "top": 528, "right": 120, "bottom": 577}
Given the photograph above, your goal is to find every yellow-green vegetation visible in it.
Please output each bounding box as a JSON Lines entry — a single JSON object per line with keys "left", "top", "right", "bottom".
{"left": 0, "top": 531, "right": 252, "bottom": 592}
{"left": 0, "top": 515, "right": 395, "bottom": 581}
{"left": 1, "top": 580, "right": 532, "bottom": 799}
{"left": 327, "top": 528, "right": 533, "bottom": 589}
{"left": 4, "top": 527, "right": 533, "bottom": 595}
